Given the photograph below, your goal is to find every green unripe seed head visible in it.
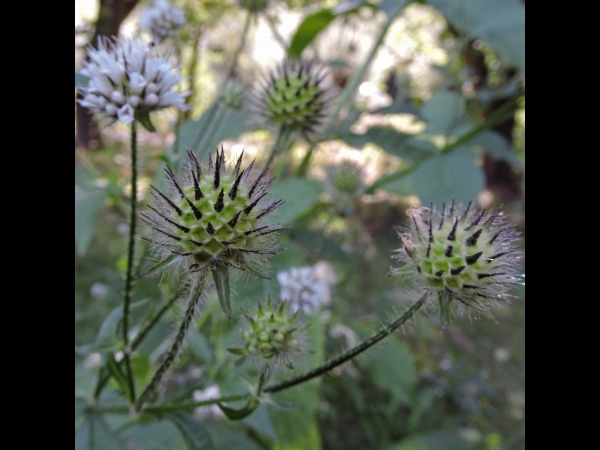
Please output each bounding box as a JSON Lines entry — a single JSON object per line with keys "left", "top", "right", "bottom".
{"left": 391, "top": 202, "right": 522, "bottom": 325}
{"left": 142, "top": 147, "right": 285, "bottom": 276}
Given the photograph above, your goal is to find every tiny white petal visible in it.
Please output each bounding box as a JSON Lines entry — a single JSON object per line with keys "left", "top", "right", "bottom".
{"left": 105, "top": 103, "right": 118, "bottom": 116}
{"left": 128, "top": 95, "right": 141, "bottom": 107}
{"left": 118, "top": 104, "right": 135, "bottom": 124}
{"left": 144, "top": 93, "right": 159, "bottom": 107}
{"left": 111, "top": 90, "right": 125, "bottom": 105}
{"left": 129, "top": 72, "right": 147, "bottom": 94}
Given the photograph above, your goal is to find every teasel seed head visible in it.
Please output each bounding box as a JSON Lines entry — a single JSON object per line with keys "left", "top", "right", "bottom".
{"left": 391, "top": 201, "right": 522, "bottom": 327}
{"left": 253, "top": 59, "right": 335, "bottom": 140}
{"left": 229, "top": 297, "right": 305, "bottom": 368}
{"left": 141, "top": 147, "right": 287, "bottom": 278}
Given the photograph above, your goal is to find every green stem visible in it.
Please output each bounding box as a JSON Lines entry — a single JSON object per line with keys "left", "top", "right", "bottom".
{"left": 136, "top": 273, "right": 208, "bottom": 411}
{"left": 326, "top": 6, "right": 403, "bottom": 126}
{"left": 264, "top": 126, "right": 289, "bottom": 169}
{"left": 365, "top": 99, "right": 519, "bottom": 193}
{"left": 226, "top": 9, "right": 253, "bottom": 80}
{"left": 122, "top": 121, "right": 138, "bottom": 403}
{"left": 263, "top": 295, "right": 426, "bottom": 393}
{"left": 92, "top": 394, "right": 250, "bottom": 415}
{"left": 93, "top": 289, "right": 184, "bottom": 400}
{"left": 131, "top": 289, "right": 183, "bottom": 351}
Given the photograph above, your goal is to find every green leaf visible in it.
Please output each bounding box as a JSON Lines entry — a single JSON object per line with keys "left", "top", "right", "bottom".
{"left": 75, "top": 71, "right": 90, "bottom": 88}
{"left": 138, "top": 254, "right": 182, "bottom": 278}
{"left": 288, "top": 9, "right": 335, "bottom": 58}
{"left": 167, "top": 412, "right": 216, "bottom": 450}
{"left": 218, "top": 396, "right": 259, "bottom": 421}
{"left": 212, "top": 263, "right": 232, "bottom": 320}
{"left": 96, "top": 306, "right": 123, "bottom": 349}
{"left": 227, "top": 348, "right": 246, "bottom": 356}
{"left": 137, "top": 111, "right": 156, "bottom": 132}
{"left": 412, "top": 147, "right": 484, "bottom": 206}
{"left": 357, "top": 335, "right": 416, "bottom": 406}
{"left": 389, "top": 429, "right": 481, "bottom": 450}
{"left": 75, "top": 187, "right": 108, "bottom": 256}
{"left": 428, "top": 0, "right": 525, "bottom": 72}
{"left": 187, "top": 329, "right": 213, "bottom": 363}
{"left": 470, "top": 130, "right": 521, "bottom": 165}
{"left": 266, "top": 178, "right": 323, "bottom": 225}
{"left": 421, "top": 90, "right": 465, "bottom": 136}
{"left": 75, "top": 413, "right": 119, "bottom": 450}
{"left": 119, "top": 419, "right": 187, "bottom": 449}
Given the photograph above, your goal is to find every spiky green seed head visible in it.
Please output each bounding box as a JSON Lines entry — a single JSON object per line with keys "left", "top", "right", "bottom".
{"left": 231, "top": 298, "right": 304, "bottom": 366}
{"left": 255, "top": 59, "right": 333, "bottom": 138}
{"left": 391, "top": 202, "right": 522, "bottom": 327}
{"left": 220, "top": 80, "right": 245, "bottom": 110}
{"left": 142, "top": 147, "right": 286, "bottom": 276}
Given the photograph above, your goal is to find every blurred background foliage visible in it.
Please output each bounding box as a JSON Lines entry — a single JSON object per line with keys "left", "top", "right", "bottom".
{"left": 75, "top": 0, "right": 524, "bottom": 448}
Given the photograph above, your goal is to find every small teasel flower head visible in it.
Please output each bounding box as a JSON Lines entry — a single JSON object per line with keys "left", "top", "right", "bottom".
{"left": 141, "top": 147, "right": 286, "bottom": 277}
{"left": 326, "top": 160, "right": 365, "bottom": 211}
{"left": 391, "top": 201, "right": 522, "bottom": 327}
{"left": 277, "top": 262, "right": 334, "bottom": 314}
{"left": 220, "top": 80, "right": 245, "bottom": 110}
{"left": 139, "top": 0, "right": 186, "bottom": 43}
{"left": 254, "top": 59, "right": 334, "bottom": 139}
{"left": 237, "top": 0, "right": 270, "bottom": 13}
{"left": 229, "top": 298, "right": 305, "bottom": 367}
{"left": 77, "top": 37, "right": 190, "bottom": 129}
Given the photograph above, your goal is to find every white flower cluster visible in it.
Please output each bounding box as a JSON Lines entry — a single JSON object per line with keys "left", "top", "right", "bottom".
{"left": 78, "top": 37, "right": 189, "bottom": 126}
{"left": 139, "top": 0, "right": 185, "bottom": 43}
{"left": 277, "top": 262, "right": 336, "bottom": 314}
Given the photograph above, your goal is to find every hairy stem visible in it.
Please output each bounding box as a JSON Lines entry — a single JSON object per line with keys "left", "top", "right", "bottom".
{"left": 122, "top": 120, "right": 138, "bottom": 403}
{"left": 263, "top": 295, "right": 426, "bottom": 393}
{"left": 264, "top": 126, "right": 289, "bottom": 169}
{"left": 136, "top": 273, "right": 208, "bottom": 411}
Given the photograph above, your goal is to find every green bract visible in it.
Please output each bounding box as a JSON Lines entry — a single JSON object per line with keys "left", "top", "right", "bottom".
{"left": 257, "top": 59, "right": 332, "bottom": 137}
{"left": 230, "top": 299, "right": 303, "bottom": 366}
{"left": 391, "top": 202, "right": 521, "bottom": 326}
{"left": 142, "top": 148, "right": 285, "bottom": 276}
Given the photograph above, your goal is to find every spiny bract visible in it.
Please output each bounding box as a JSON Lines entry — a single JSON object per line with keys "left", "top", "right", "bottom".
{"left": 391, "top": 201, "right": 522, "bottom": 326}
{"left": 230, "top": 298, "right": 304, "bottom": 367}
{"left": 142, "top": 148, "right": 285, "bottom": 277}
{"left": 256, "top": 59, "right": 333, "bottom": 138}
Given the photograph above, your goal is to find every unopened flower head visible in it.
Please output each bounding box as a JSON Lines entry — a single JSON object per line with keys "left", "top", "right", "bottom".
{"left": 391, "top": 201, "right": 522, "bottom": 326}
{"left": 77, "top": 37, "right": 190, "bottom": 128}
{"left": 326, "top": 160, "right": 364, "bottom": 211}
{"left": 277, "top": 262, "right": 334, "bottom": 314}
{"left": 142, "top": 148, "right": 285, "bottom": 277}
{"left": 139, "top": 0, "right": 186, "bottom": 43}
{"left": 230, "top": 298, "right": 305, "bottom": 367}
{"left": 254, "top": 59, "right": 334, "bottom": 139}
{"left": 220, "top": 80, "right": 245, "bottom": 110}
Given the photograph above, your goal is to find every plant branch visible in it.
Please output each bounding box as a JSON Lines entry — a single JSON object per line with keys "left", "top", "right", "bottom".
{"left": 122, "top": 120, "right": 138, "bottom": 403}
{"left": 136, "top": 273, "right": 208, "bottom": 411}
{"left": 263, "top": 294, "right": 426, "bottom": 393}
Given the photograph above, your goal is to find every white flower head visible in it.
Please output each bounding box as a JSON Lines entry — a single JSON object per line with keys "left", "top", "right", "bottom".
{"left": 77, "top": 37, "right": 190, "bottom": 129}
{"left": 277, "top": 262, "right": 336, "bottom": 314}
{"left": 193, "top": 385, "right": 224, "bottom": 420}
{"left": 139, "top": 0, "right": 186, "bottom": 43}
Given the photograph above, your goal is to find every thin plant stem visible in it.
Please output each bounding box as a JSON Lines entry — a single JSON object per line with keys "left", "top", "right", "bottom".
{"left": 225, "top": 9, "right": 252, "bottom": 80}
{"left": 93, "top": 289, "right": 184, "bottom": 400}
{"left": 265, "top": 126, "right": 289, "bottom": 169}
{"left": 263, "top": 295, "right": 426, "bottom": 393}
{"left": 122, "top": 120, "right": 138, "bottom": 403}
{"left": 93, "top": 394, "right": 250, "bottom": 415}
{"left": 136, "top": 273, "right": 208, "bottom": 411}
